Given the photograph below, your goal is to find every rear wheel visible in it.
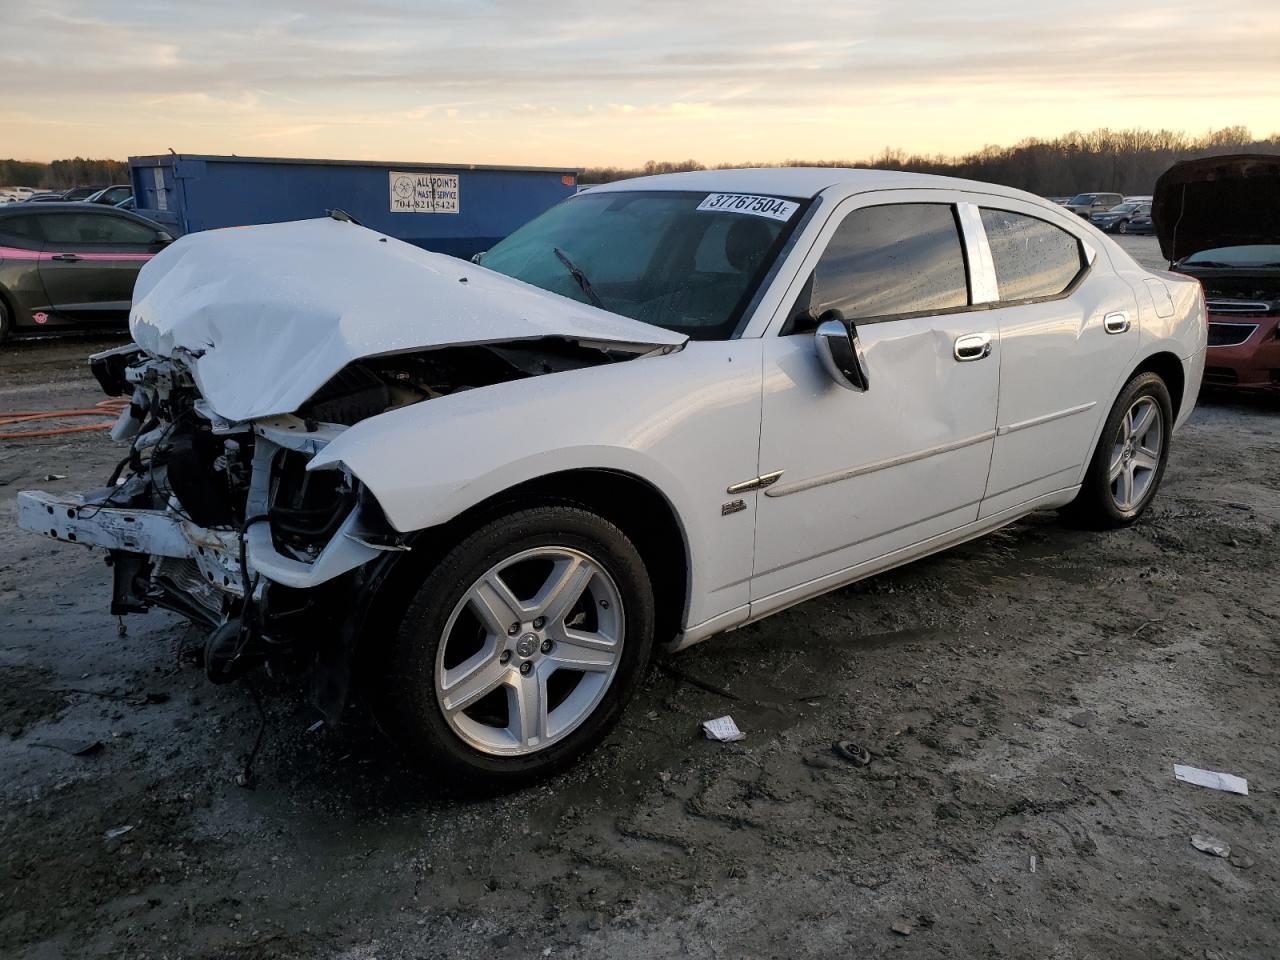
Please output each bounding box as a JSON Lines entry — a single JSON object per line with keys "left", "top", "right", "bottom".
{"left": 376, "top": 505, "right": 655, "bottom": 790}
{"left": 1062, "top": 372, "right": 1172, "bottom": 529}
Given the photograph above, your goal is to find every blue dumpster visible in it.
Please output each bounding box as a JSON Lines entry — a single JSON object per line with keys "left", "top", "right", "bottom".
{"left": 128, "top": 154, "right": 578, "bottom": 259}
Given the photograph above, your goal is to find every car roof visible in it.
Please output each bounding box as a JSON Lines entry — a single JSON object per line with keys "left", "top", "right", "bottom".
{"left": 2, "top": 202, "right": 133, "bottom": 213}
{"left": 0, "top": 202, "right": 166, "bottom": 229}
{"left": 582, "top": 166, "right": 1050, "bottom": 205}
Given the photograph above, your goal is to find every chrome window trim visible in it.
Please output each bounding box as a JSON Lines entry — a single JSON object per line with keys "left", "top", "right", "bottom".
{"left": 764, "top": 430, "right": 996, "bottom": 498}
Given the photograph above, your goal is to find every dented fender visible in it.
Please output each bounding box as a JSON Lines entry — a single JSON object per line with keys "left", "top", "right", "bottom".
{"left": 308, "top": 340, "right": 767, "bottom": 631}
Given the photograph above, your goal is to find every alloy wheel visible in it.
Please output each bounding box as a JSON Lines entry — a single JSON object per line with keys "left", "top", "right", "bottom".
{"left": 1109, "top": 396, "right": 1162, "bottom": 511}
{"left": 434, "top": 546, "right": 625, "bottom": 756}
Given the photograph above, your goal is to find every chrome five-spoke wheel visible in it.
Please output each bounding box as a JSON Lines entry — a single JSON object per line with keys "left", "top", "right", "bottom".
{"left": 1108, "top": 395, "right": 1162, "bottom": 511}
{"left": 435, "top": 546, "right": 625, "bottom": 756}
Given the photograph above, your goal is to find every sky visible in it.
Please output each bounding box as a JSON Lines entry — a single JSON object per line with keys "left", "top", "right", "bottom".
{"left": 4, "top": 0, "right": 1279, "bottom": 167}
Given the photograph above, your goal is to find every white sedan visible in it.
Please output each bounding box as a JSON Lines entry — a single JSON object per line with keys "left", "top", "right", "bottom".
{"left": 18, "top": 168, "right": 1206, "bottom": 789}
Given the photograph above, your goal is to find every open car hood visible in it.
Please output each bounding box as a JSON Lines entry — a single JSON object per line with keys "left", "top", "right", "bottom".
{"left": 1153, "top": 154, "right": 1280, "bottom": 263}
{"left": 129, "top": 218, "right": 687, "bottom": 422}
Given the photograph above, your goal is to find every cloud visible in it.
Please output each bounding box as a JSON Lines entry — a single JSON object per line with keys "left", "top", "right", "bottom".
{"left": 4, "top": 0, "right": 1278, "bottom": 164}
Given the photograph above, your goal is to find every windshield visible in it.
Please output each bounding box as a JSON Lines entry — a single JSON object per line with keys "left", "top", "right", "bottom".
{"left": 479, "top": 190, "right": 805, "bottom": 339}
{"left": 1107, "top": 202, "right": 1139, "bottom": 214}
{"left": 1068, "top": 194, "right": 1096, "bottom": 204}
{"left": 1182, "top": 244, "right": 1280, "bottom": 267}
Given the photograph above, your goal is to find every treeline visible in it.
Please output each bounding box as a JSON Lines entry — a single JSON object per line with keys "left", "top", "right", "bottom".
{"left": 580, "top": 127, "right": 1280, "bottom": 195}
{"left": 0, "top": 157, "right": 129, "bottom": 189}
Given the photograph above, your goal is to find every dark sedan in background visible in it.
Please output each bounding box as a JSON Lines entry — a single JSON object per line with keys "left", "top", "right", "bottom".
{"left": 1090, "top": 200, "right": 1152, "bottom": 234}
{"left": 0, "top": 203, "right": 174, "bottom": 341}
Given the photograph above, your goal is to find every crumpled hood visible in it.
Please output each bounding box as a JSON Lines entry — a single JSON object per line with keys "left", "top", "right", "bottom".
{"left": 1153, "top": 154, "right": 1280, "bottom": 263}
{"left": 129, "top": 218, "right": 686, "bottom": 422}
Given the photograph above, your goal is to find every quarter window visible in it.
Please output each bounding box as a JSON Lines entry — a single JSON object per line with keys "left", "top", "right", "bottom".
{"left": 979, "top": 209, "right": 1085, "bottom": 302}
{"left": 37, "top": 213, "right": 158, "bottom": 245}
{"left": 812, "top": 203, "right": 969, "bottom": 321}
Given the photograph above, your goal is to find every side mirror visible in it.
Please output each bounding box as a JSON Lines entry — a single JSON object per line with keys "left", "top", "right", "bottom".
{"left": 154, "top": 232, "right": 174, "bottom": 245}
{"left": 814, "top": 312, "right": 869, "bottom": 392}
{"left": 470, "top": 251, "right": 486, "bottom": 264}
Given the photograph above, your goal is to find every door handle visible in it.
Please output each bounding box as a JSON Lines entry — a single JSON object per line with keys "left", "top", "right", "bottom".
{"left": 50, "top": 253, "right": 83, "bottom": 263}
{"left": 953, "top": 333, "right": 992, "bottom": 362}
{"left": 1104, "top": 311, "right": 1130, "bottom": 334}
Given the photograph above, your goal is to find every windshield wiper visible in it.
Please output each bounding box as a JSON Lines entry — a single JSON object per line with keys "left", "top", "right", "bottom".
{"left": 553, "top": 247, "right": 604, "bottom": 309}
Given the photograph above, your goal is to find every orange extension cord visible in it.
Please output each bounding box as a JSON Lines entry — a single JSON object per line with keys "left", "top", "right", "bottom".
{"left": 0, "top": 398, "right": 130, "bottom": 440}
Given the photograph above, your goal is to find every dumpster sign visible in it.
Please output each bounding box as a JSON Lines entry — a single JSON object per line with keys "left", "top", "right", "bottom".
{"left": 389, "top": 171, "right": 460, "bottom": 214}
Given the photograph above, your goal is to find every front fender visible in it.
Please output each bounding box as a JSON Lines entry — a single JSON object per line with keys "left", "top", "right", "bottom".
{"left": 308, "top": 341, "right": 765, "bottom": 630}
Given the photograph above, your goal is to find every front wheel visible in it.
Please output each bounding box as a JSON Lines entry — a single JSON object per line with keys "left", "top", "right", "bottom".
{"left": 1117, "top": 220, "right": 1130, "bottom": 234}
{"left": 0, "top": 296, "right": 11, "bottom": 343}
{"left": 1062, "top": 372, "right": 1172, "bottom": 529}
{"left": 375, "top": 505, "right": 655, "bottom": 790}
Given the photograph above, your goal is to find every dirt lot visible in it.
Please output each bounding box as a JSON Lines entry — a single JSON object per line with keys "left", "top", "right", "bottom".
{"left": 2, "top": 236, "right": 1278, "bottom": 959}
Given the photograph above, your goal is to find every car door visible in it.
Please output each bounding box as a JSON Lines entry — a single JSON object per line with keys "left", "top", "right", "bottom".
{"left": 35, "top": 211, "right": 164, "bottom": 325}
{"left": 973, "top": 202, "right": 1140, "bottom": 516}
{"left": 749, "top": 194, "right": 1001, "bottom": 614}
{"left": 0, "top": 212, "right": 55, "bottom": 328}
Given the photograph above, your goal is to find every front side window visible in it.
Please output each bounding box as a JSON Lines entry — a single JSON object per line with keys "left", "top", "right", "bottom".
{"left": 810, "top": 203, "right": 969, "bottom": 321}
{"left": 38, "top": 213, "right": 158, "bottom": 245}
{"left": 480, "top": 190, "right": 803, "bottom": 340}
{"left": 980, "top": 208, "right": 1085, "bottom": 302}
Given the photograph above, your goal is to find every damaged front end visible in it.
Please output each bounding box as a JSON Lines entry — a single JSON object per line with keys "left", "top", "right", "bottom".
{"left": 19, "top": 345, "right": 398, "bottom": 699}
{"left": 17, "top": 217, "right": 686, "bottom": 716}
{"left": 17, "top": 333, "right": 668, "bottom": 715}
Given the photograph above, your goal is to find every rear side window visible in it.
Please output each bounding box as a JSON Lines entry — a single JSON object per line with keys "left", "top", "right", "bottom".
{"left": 980, "top": 209, "right": 1085, "bottom": 302}
{"left": 812, "top": 203, "right": 969, "bottom": 321}
{"left": 38, "top": 213, "right": 158, "bottom": 245}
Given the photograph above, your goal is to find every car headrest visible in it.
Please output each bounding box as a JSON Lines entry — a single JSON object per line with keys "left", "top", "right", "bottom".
{"left": 725, "top": 217, "right": 773, "bottom": 273}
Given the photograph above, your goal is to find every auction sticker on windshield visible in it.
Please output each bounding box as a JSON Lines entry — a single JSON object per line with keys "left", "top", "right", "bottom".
{"left": 389, "top": 171, "right": 460, "bottom": 214}
{"left": 697, "top": 194, "right": 798, "bottom": 221}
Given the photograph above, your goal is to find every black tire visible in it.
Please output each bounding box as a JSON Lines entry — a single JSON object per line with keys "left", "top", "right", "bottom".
{"left": 1117, "top": 220, "right": 1130, "bottom": 234}
{"left": 0, "top": 295, "right": 11, "bottom": 343}
{"left": 375, "top": 505, "right": 655, "bottom": 791}
{"left": 1062, "top": 371, "right": 1173, "bottom": 529}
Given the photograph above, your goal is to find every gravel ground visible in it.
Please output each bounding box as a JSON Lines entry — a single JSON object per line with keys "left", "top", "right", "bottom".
{"left": 2, "top": 235, "right": 1278, "bottom": 959}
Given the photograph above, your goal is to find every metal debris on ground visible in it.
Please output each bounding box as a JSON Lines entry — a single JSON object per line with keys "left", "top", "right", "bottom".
{"left": 103, "top": 824, "right": 135, "bottom": 841}
{"left": 1174, "top": 764, "right": 1249, "bottom": 795}
{"left": 1029, "top": 854, "right": 1037, "bottom": 873}
{"left": 1191, "top": 835, "right": 1231, "bottom": 858}
{"left": 701, "top": 715, "right": 745, "bottom": 742}
{"left": 30, "top": 738, "right": 104, "bottom": 757}
{"left": 832, "top": 740, "right": 872, "bottom": 766}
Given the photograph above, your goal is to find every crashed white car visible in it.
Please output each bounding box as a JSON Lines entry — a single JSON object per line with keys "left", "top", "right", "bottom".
{"left": 18, "top": 169, "right": 1206, "bottom": 788}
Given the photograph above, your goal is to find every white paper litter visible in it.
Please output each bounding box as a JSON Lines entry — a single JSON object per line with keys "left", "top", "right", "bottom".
{"left": 702, "top": 716, "right": 746, "bottom": 742}
{"left": 103, "top": 824, "right": 134, "bottom": 840}
{"left": 1191, "top": 834, "right": 1231, "bottom": 858}
{"left": 1174, "top": 764, "right": 1248, "bottom": 796}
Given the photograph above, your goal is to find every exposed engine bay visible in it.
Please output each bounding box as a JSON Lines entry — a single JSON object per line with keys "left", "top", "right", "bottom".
{"left": 1195, "top": 275, "right": 1280, "bottom": 314}
{"left": 18, "top": 336, "right": 645, "bottom": 705}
